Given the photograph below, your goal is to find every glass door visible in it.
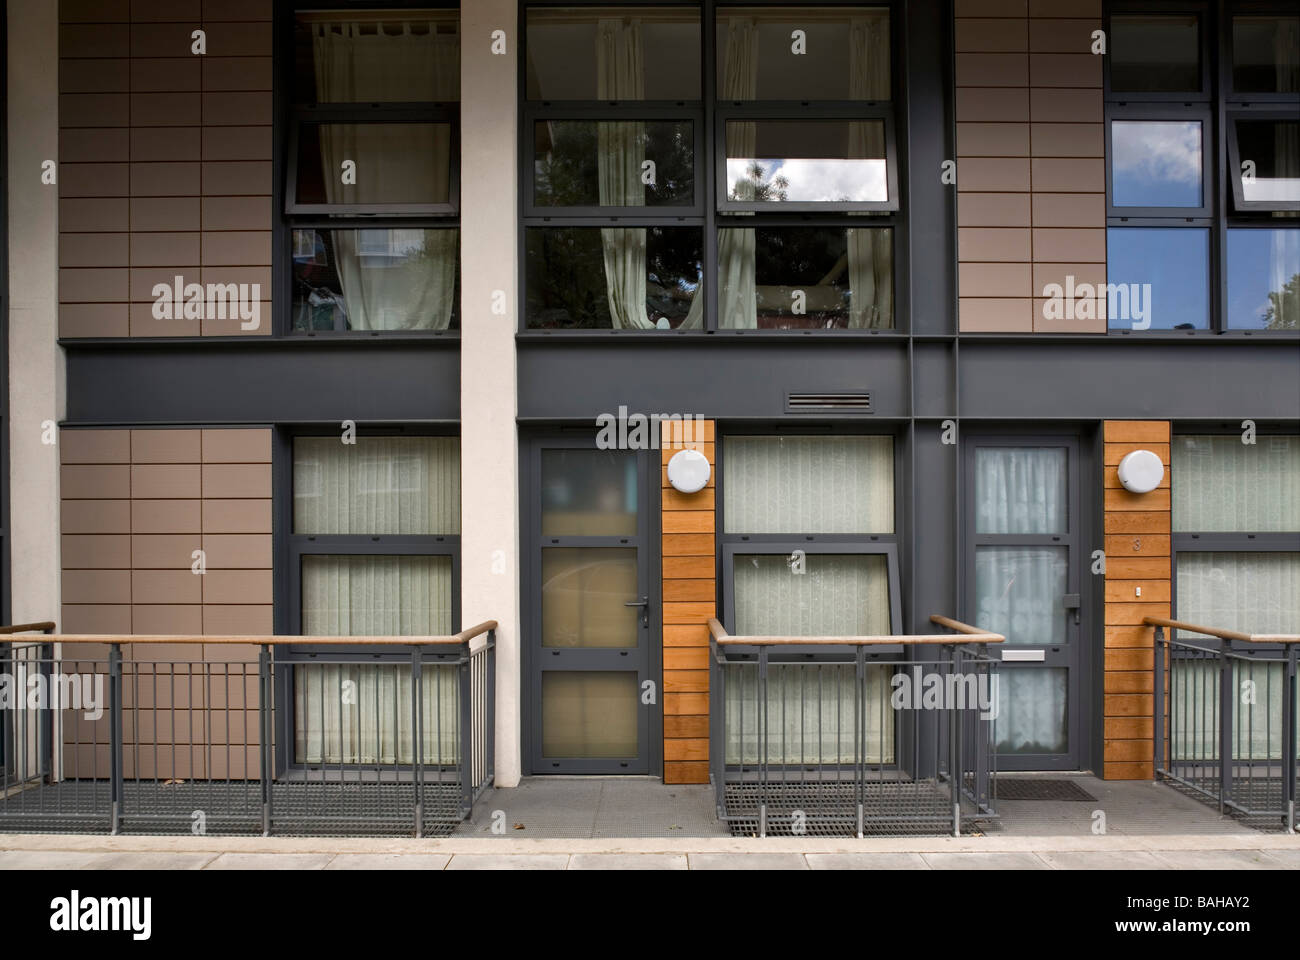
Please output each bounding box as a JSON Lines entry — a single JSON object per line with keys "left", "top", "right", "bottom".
{"left": 528, "top": 441, "right": 654, "bottom": 773}
{"left": 966, "top": 438, "right": 1083, "bottom": 770}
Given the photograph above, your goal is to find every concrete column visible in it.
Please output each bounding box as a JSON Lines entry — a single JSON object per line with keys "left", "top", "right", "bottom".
{"left": 460, "top": 1, "right": 522, "bottom": 787}
{"left": 7, "top": 0, "right": 63, "bottom": 626}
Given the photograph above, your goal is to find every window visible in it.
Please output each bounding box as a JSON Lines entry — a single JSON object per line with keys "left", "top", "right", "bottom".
{"left": 1173, "top": 433, "right": 1300, "bottom": 633}
{"left": 285, "top": 7, "right": 460, "bottom": 333}
{"left": 1171, "top": 433, "right": 1300, "bottom": 761}
{"left": 1105, "top": 2, "right": 1299, "bottom": 334}
{"left": 289, "top": 435, "right": 461, "bottom": 765}
{"left": 719, "top": 433, "right": 899, "bottom": 763}
{"left": 521, "top": 3, "right": 900, "bottom": 332}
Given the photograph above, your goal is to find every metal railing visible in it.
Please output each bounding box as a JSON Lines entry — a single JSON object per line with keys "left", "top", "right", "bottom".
{"left": 0, "top": 623, "right": 496, "bottom": 837}
{"left": 709, "top": 616, "right": 1003, "bottom": 838}
{"left": 1147, "top": 616, "right": 1299, "bottom": 833}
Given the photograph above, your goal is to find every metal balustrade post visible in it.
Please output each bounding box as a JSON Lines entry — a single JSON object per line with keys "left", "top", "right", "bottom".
{"left": 1283, "top": 647, "right": 1297, "bottom": 834}
{"left": 458, "top": 643, "right": 474, "bottom": 820}
{"left": 1219, "top": 645, "right": 1234, "bottom": 812}
{"left": 1153, "top": 626, "right": 1165, "bottom": 777}
{"left": 108, "top": 644, "right": 123, "bottom": 836}
{"left": 855, "top": 646, "right": 865, "bottom": 840}
{"left": 38, "top": 640, "right": 55, "bottom": 783}
{"left": 710, "top": 639, "right": 724, "bottom": 820}
{"left": 486, "top": 631, "right": 496, "bottom": 789}
{"left": 758, "top": 647, "right": 768, "bottom": 839}
{"left": 412, "top": 649, "right": 425, "bottom": 838}
{"left": 949, "top": 646, "right": 961, "bottom": 837}
{"left": 258, "top": 645, "right": 273, "bottom": 837}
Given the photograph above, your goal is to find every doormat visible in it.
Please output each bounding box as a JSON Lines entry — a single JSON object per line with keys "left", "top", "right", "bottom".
{"left": 996, "top": 779, "right": 1096, "bottom": 801}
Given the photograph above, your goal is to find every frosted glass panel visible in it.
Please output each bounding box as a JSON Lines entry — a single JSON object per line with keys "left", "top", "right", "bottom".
{"left": 995, "top": 668, "right": 1067, "bottom": 755}
{"left": 724, "top": 662, "right": 894, "bottom": 764}
{"left": 976, "top": 546, "right": 1067, "bottom": 646}
{"left": 542, "top": 548, "right": 638, "bottom": 648}
{"left": 294, "top": 437, "right": 460, "bottom": 535}
{"left": 541, "top": 449, "right": 638, "bottom": 536}
{"left": 296, "top": 554, "right": 455, "bottom": 765}
{"left": 542, "top": 672, "right": 638, "bottom": 757}
{"left": 302, "top": 555, "right": 452, "bottom": 636}
{"left": 734, "top": 553, "right": 890, "bottom": 637}
{"left": 723, "top": 436, "right": 894, "bottom": 534}
{"left": 975, "top": 447, "right": 1067, "bottom": 534}
{"left": 1176, "top": 553, "right": 1300, "bottom": 637}
{"left": 1173, "top": 435, "right": 1300, "bottom": 532}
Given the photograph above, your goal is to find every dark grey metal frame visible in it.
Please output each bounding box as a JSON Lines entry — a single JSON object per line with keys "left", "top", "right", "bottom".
{"left": 0, "top": 0, "right": 8, "bottom": 630}
{"left": 714, "top": 107, "right": 901, "bottom": 214}
{"left": 1103, "top": 0, "right": 1300, "bottom": 336}
{"left": 274, "top": 425, "right": 463, "bottom": 778}
{"left": 1103, "top": 1, "right": 1213, "bottom": 103}
{"left": 523, "top": 108, "right": 707, "bottom": 219}
{"left": 962, "top": 434, "right": 1085, "bottom": 771}
{"left": 521, "top": 433, "right": 662, "bottom": 775}
{"left": 1104, "top": 102, "right": 1216, "bottom": 220}
{"left": 1223, "top": 107, "right": 1300, "bottom": 213}
{"left": 517, "top": 0, "right": 907, "bottom": 334}
{"left": 277, "top": 0, "right": 462, "bottom": 337}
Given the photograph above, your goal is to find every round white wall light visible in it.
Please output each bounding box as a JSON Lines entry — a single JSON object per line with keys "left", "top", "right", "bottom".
{"left": 1117, "top": 449, "right": 1164, "bottom": 494}
{"left": 667, "top": 449, "right": 711, "bottom": 494}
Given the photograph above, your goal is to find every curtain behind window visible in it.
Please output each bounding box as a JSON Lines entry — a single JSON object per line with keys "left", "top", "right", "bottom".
{"left": 313, "top": 19, "right": 458, "bottom": 330}
{"left": 293, "top": 437, "right": 461, "bottom": 765}
{"left": 723, "top": 435, "right": 895, "bottom": 534}
{"left": 1173, "top": 435, "right": 1300, "bottom": 532}
{"left": 847, "top": 13, "right": 893, "bottom": 328}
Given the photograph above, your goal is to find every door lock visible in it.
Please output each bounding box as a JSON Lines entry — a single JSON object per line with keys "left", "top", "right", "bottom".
{"left": 624, "top": 597, "right": 649, "bottom": 627}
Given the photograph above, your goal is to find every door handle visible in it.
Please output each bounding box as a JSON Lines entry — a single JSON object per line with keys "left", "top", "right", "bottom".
{"left": 625, "top": 597, "right": 649, "bottom": 627}
{"left": 1063, "top": 593, "right": 1081, "bottom": 625}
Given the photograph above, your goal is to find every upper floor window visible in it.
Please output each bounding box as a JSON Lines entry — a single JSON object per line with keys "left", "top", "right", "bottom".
{"left": 521, "top": 3, "right": 900, "bottom": 333}
{"left": 285, "top": 8, "right": 460, "bottom": 334}
{"left": 1104, "top": 3, "right": 1298, "bottom": 333}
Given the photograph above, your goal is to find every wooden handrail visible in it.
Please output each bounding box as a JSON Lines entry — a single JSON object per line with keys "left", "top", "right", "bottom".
{"left": 708, "top": 617, "right": 1003, "bottom": 646}
{"left": 22, "top": 620, "right": 499, "bottom": 648}
{"left": 0, "top": 622, "right": 57, "bottom": 635}
{"left": 1143, "top": 616, "right": 1299, "bottom": 644}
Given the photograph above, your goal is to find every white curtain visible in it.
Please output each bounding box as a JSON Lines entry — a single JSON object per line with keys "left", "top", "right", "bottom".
{"left": 975, "top": 447, "right": 1068, "bottom": 534}
{"left": 294, "top": 437, "right": 461, "bottom": 536}
{"left": 995, "top": 670, "right": 1068, "bottom": 755}
{"left": 594, "top": 19, "right": 656, "bottom": 330}
{"left": 292, "top": 436, "right": 461, "bottom": 766}
{"left": 1173, "top": 435, "right": 1300, "bottom": 533}
{"left": 847, "top": 13, "right": 894, "bottom": 329}
{"left": 722, "top": 436, "right": 895, "bottom": 534}
{"left": 716, "top": 17, "right": 760, "bottom": 329}
{"left": 1176, "top": 552, "right": 1300, "bottom": 638}
{"left": 313, "top": 18, "right": 458, "bottom": 330}
{"left": 727, "top": 554, "right": 894, "bottom": 764}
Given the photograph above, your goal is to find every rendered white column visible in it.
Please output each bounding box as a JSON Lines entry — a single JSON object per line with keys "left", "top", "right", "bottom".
{"left": 7, "top": 0, "right": 63, "bottom": 628}
{"left": 460, "top": 1, "right": 522, "bottom": 787}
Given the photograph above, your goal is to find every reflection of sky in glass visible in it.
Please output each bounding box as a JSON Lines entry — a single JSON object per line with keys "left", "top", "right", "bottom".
{"left": 727, "top": 158, "right": 888, "bottom": 202}
{"left": 1111, "top": 120, "right": 1202, "bottom": 207}
{"left": 1227, "top": 229, "right": 1300, "bottom": 330}
{"left": 1107, "top": 228, "right": 1209, "bottom": 329}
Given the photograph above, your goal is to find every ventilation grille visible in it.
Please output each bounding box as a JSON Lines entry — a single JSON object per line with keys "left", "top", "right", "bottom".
{"left": 785, "top": 392, "right": 872, "bottom": 414}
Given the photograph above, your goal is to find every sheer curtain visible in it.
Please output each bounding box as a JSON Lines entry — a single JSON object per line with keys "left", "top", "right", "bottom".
{"left": 847, "top": 12, "right": 893, "bottom": 329}
{"left": 728, "top": 555, "right": 894, "bottom": 764}
{"left": 293, "top": 438, "right": 461, "bottom": 765}
{"left": 313, "top": 18, "right": 458, "bottom": 330}
{"left": 973, "top": 447, "right": 1070, "bottom": 754}
{"left": 715, "top": 17, "right": 759, "bottom": 329}
{"left": 596, "top": 18, "right": 656, "bottom": 329}
{"left": 1173, "top": 435, "right": 1300, "bottom": 533}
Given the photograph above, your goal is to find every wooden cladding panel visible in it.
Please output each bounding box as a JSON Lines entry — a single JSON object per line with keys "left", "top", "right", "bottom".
{"left": 1101, "top": 421, "right": 1170, "bottom": 779}
{"left": 661, "top": 420, "right": 716, "bottom": 784}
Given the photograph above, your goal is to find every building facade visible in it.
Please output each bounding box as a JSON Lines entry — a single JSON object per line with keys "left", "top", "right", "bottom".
{"left": 4, "top": 0, "right": 1298, "bottom": 795}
